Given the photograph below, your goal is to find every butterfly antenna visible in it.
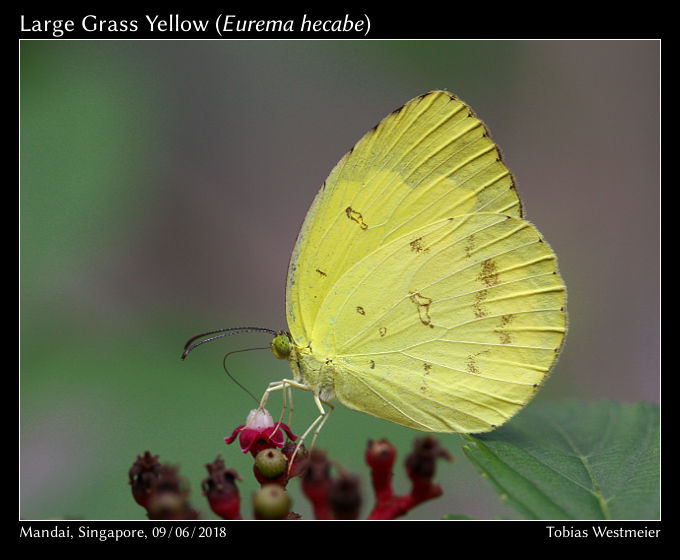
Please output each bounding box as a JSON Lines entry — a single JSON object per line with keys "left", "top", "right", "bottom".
{"left": 222, "top": 347, "right": 270, "bottom": 405}
{"left": 181, "top": 326, "right": 277, "bottom": 360}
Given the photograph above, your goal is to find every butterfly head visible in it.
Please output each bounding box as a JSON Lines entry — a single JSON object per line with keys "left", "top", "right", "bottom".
{"left": 271, "top": 331, "right": 292, "bottom": 360}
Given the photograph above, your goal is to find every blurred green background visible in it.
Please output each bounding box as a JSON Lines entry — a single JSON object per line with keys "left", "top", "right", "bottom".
{"left": 20, "top": 40, "right": 660, "bottom": 520}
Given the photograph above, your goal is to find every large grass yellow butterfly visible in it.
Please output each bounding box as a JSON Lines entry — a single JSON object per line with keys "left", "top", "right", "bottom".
{"left": 184, "top": 90, "right": 567, "bottom": 449}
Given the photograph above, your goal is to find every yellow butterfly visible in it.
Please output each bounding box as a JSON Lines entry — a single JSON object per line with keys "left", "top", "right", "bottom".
{"left": 186, "top": 90, "right": 567, "bottom": 447}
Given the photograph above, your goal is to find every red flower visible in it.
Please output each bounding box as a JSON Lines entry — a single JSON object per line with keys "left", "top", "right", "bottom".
{"left": 225, "top": 409, "right": 297, "bottom": 456}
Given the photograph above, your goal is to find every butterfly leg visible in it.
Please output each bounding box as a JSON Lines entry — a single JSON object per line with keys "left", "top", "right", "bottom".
{"left": 287, "top": 392, "right": 334, "bottom": 472}
{"left": 258, "top": 378, "right": 309, "bottom": 408}
{"left": 257, "top": 378, "right": 310, "bottom": 441}
{"left": 286, "top": 384, "right": 294, "bottom": 426}
{"left": 271, "top": 383, "right": 295, "bottom": 442}
{"left": 256, "top": 379, "right": 334, "bottom": 473}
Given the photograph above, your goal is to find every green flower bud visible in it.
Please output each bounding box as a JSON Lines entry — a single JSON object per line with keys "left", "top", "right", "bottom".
{"left": 253, "top": 484, "right": 291, "bottom": 519}
{"left": 254, "top": 448, "right": 288, "bottom": 479}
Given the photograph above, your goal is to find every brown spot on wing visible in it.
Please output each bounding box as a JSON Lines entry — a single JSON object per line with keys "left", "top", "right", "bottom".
{"left": 473, "top": 288, "right": 488, "bottom": 318}
{"left": 379, "top": 327, "right": 387, "bottom": 337}
{"left": 420, "top": 363, "right": 432, "bottom": 393}
{"left": 356, "top": 306, "right": 366, "bottom": 316}
{"left": 316, "top": 268, "right": 327, "bottom": 277}
{"left": 346, "top": 207, "right": 368, "bottom": 230}
{"left": 498, "top": 332, "right": 511, "bottom": 345}
{"left": 409, "top": 237, "right": 429, "bottom": 253}
{"left": 464, "top": 234, "right": 475, "bottom": 258}
{"left": 495, "top": 313, "right": 514, "bottom": 345}
{"left": 409, "top": 291, "right": 435, "bottom": 328}
{"left": 478, "top": 258, "right": 499, "bottom": 287}
{"left": 466, "top": 350, "right": 489, "bottom": 375}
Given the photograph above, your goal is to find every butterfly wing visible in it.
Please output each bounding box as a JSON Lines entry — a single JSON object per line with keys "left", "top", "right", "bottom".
{"left": 285, "top": 90, "right": 566, "bottom": 433}
{"left": 312, "top": 213, "right": 566, "bottom": 432}
{"left": 286, "top": 91, "right": 522, "bottom": 348}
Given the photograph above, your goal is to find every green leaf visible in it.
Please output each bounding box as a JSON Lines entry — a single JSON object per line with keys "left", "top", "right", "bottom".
{"left": 462, "top": 401, "right": 659, "bottom": 520}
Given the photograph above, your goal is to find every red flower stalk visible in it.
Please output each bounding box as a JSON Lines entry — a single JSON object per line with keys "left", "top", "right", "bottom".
{"left": 202, "top": 455, "right": 242, "bottom": 520}
{"left": 367, "top": 436, "right": 452, "bottom": 520}
{"left": 405, "top": 435, "right": 453, "bottom": 504}
{"left": 301, "top": 449, "right": 333, "bottom": 519}
{"left": 365, "top": 439, "right": 397, "bottom": 504}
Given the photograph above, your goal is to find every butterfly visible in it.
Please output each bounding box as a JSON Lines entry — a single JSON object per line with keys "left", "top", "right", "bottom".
{"left": 185, "top": 90, "right": 567, "bottom": 448}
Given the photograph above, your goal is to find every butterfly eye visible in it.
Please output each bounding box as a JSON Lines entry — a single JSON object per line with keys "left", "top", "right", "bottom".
{"left": 271, "top": 332, "right": 291, "bottom": 360}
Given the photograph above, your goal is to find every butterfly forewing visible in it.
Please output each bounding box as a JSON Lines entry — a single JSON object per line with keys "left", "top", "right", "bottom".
{"left": 286, "top": 91, "right": 522, "bottom": 347}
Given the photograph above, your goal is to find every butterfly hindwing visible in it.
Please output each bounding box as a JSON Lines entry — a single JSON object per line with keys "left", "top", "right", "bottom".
{"left": 310, "top": 213, "right": 566, "bottom": 432}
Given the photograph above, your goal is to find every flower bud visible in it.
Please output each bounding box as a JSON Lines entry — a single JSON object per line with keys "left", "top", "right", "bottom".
{"left": 405, "top": 436, "right": 453, "bottom": 481}
{"left": 202, "top": 455, "right": 242, "bottom": 520}
{"left": 329, "top": 473, "right": 361, "bottom": 520}
{"left": 253, "top": 484, "right": 292, "bottom": 519}
{"left": 129, "top": 451, "right": 161, "bottom": 509}
{"left": 365, "top": 439, "right": 397, "bottom": 473}
{"left": 254, "top": 448, "right": 288, "bottom": 481}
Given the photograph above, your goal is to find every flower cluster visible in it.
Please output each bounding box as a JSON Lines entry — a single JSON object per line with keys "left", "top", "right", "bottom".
{"left": 365, "top": 436, "right": 452, "bottom": 519}
{"left": 130, "top": 409, "right": 452, "bottom": 519}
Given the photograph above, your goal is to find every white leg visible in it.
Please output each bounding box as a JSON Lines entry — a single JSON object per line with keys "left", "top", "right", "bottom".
{"left": 286, "top": 384, "right": 294, "bottom": 426}
{"left": 257, "top": 378, "right": 307, "bottom": 410}
{"left": 288, "top": 393, "right": 334, "bottom": 472}
{"left": 256, "top": 378, "right": 309, "bottom": 432}
{"left": 271, "top": 383, "right": 295, "bottom": 436}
